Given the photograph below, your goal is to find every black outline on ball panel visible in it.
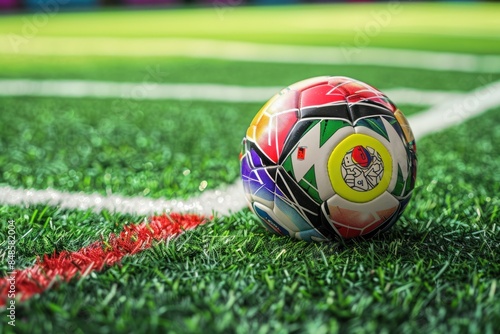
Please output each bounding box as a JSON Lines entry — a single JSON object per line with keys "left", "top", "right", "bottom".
{"left": 275, "top": 167, "right": 322, "bottom": 229}
{"left": 278, "top": 117, "right": 354, "bottom": 165}
{"left": 300, "top": 103, "right": 351, "bottom": 119}
{"left": 319, "top": 202, "right": 343, "bottom": 240}
{"left": 246, "top": 140, "right": 275, "bottom": 167}
{"left": 348, "top": 102, "right": 394, "bottom": 121}
{"left": 278, "top": 119, "right": 318, "bottom": 165}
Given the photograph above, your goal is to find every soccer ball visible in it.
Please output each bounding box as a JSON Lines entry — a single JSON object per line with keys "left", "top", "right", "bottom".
{"left": 240, "top": 76, "right": 417, "bottom": 241}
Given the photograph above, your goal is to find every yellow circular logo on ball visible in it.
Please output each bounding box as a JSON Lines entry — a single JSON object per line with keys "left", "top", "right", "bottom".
{"left": 328, "top": 134, "right": 392, "bottom": 203}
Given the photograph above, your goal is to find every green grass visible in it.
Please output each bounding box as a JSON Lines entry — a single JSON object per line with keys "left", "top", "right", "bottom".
{"left": 0, "top": 3, "right": 499, "bottom": 334}
{"left": 0, "top": 205, "right": 143, "bottom": 271}
{"left": 1, "top": 104, "right": 499, "bottom": 333}
{"left": 1, "top": 108, "right": 499, "bottom": 333}
{"left": 0, "top": 97, "right": 253, "bottom": 198}
{"left": 1, "top": 55, "right": 500, "bottom": 90}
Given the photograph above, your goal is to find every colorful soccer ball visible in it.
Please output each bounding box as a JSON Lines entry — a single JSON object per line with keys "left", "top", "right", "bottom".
{"left": 240, "top": 76, "right": 417, "bottom": 241}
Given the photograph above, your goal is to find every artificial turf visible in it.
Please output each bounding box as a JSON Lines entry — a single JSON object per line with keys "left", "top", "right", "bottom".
{"left": 0, "top": 96, "right": 252, "bottom": 197}
{"left": 0, "top": 3, "right": 499, "bottom": 333}
{"left": 1, "top": 55, "right": 499, "bottom": 91}
{"left": 1, "top": 107, "right": 499, "bottom": 333}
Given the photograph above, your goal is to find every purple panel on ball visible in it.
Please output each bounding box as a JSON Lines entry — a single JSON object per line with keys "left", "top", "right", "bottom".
{"left": 242, "top": 167, "right": 284, "bottom": 204}
{"left": 248, "top": 169, "right": 275, "bottom": 203}
{"left": 258, "top": 168, "right": 283, "bottom": 197}
{"left": 250, "top": 149, "right": 265, "bottom": 168}
{"left": 240, "top": 155, "right": 253, "bottom": 181}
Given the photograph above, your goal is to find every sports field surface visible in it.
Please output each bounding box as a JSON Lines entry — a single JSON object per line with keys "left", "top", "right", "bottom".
{"left": 0, "top": 2, "right": 499, "bottom": 333}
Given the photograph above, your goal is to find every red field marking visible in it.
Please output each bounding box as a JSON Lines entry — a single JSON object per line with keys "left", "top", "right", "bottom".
{"left": 0, "top": 213, "right": 207, "bottom": 307}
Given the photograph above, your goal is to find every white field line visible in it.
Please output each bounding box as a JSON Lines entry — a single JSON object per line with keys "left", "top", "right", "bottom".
{"left": 1, "top": 36, "right": 500, "bottom": 73}
{"left": 0, "top": 182, "right": 246, "bottom": 218}
{"left": 0, "top": 80, "right": 500, "bottom": 216}
{"left": 410, "top": 80, "right": 500, "bottom": 140}
{"left": 0, "top": 79, "right": 462, "bottom": 106}
{"left": 0, "top": 79, "right": 283, "bottom": 103}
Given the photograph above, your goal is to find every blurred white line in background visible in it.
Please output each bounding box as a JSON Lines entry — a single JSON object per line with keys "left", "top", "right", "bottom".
{"left": 0, "top": 79, "right": 463, "bottom": 106}
{"left": 0, "top": 36, "right": 499, "bottom": 73}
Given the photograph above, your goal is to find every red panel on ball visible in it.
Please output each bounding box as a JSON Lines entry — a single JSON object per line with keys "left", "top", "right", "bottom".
{"left": 300, "top": 84, "right": 346, "bottom": 108}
